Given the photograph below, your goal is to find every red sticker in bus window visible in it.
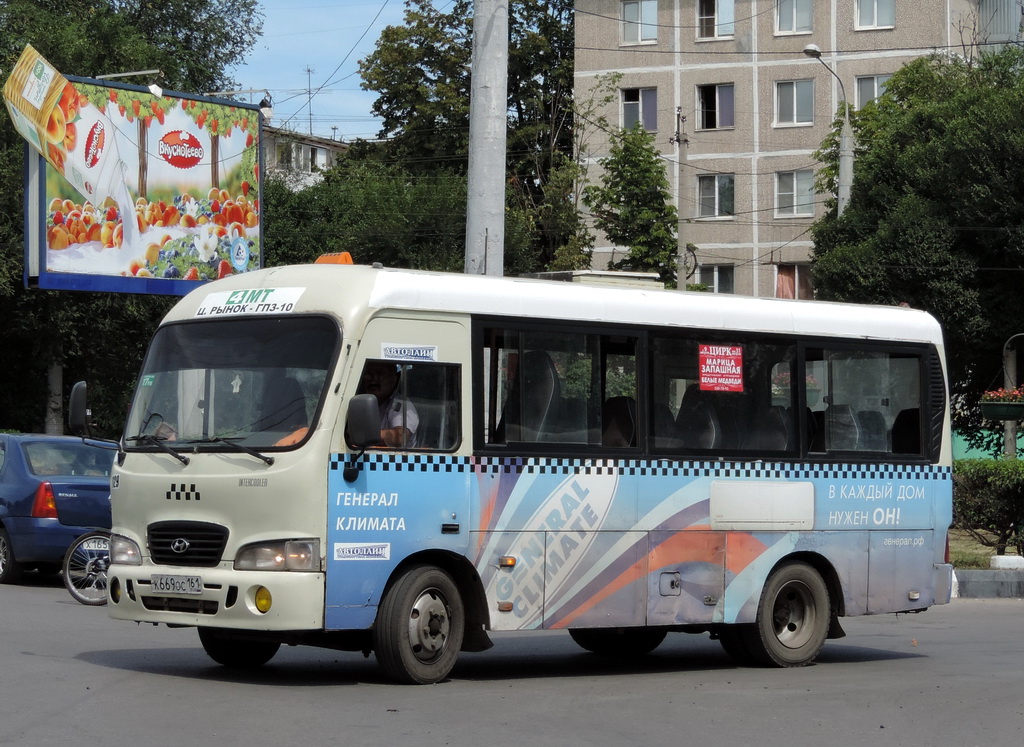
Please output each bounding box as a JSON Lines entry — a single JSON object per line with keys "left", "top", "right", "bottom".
{"left": 699, "top": 344, "right": 744, "bottom": 392}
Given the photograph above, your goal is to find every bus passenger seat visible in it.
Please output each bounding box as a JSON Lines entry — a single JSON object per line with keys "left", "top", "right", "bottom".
{"left": 741, "top": 406, "right": 790, "bottom": 451}
{"left": 825, "top": 404, "right": 859, "bottom": 451}
{"left": 602, "top": 396, "right": 637, "bottom": 447}
{"left": 497, "top": 350, "right": 562, "bottom": 442}
{"left": 856, "top": 410, "right": 888, "bottom": 451}
{"left": 652, "top": 402, "right": 681, "bottom": 447}
{"left": 891, "top": 408, "right": 921, "bottom": 453}
{"left": 258, "top": 376, "right": 308, "bottom": 432}
{"left": 676, "top": 385, "right": 722, "bottom": 449}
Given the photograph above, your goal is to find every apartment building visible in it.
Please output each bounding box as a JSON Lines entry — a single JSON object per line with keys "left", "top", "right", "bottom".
{"left": 574, "top": 0, "right": 1010, "bottom": 297}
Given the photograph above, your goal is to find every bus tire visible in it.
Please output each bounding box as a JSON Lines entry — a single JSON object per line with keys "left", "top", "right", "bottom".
{"left": 745, "top": 561, "right": 830, "bottom": 667}
{"left": 198, "top": 628, "right": 280, "bottom": 669}
{"left": 374, "top": 565, "right": 464, "bottom": 684}
{"left": 568, "top": 628, "right": 667, "bottom": 657}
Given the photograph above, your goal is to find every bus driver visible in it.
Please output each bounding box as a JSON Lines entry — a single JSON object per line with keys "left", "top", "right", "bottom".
{"left": 358, "top": 360, "right": 418, "bottom": 447}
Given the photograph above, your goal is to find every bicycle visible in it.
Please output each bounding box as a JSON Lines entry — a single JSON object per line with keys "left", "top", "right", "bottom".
{"left": 62, "top": 530, "right": 110, "bottom": 605}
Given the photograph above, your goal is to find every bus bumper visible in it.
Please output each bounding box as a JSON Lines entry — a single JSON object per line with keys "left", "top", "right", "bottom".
{"left": 934, "top": 563, "right": 954, "bottom": 604}
{"left": 107, "top": 564, "right": 325, "bottom": 630}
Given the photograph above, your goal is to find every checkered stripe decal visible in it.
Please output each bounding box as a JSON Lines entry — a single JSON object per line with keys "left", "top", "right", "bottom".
{"left": 328, "top": 453, "right": 951, "bottom": 481}
{"left": 166, "top": 483, "right": 201, "bottom": 500}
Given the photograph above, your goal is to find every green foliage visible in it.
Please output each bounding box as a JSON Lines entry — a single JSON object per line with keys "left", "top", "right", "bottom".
{"left": 811, "top": 47, "right": 1024, "bottom": 451}
{"left": 358, "top": 0, "right": 473, "bottom": 166}
{"left": 357, "top": 0, "right": 577, "bottom": 271}
{"left": 261, "top": 159, "right": 536, "bottom": 275}
{"left": 954, "top": 459, "right": 1024, "bottom": 556}
{"left": 583, "top": 125, "right": 678, "bottom": 287}
{"left": 0, "top": 0, "right": 261, "bottom": 434}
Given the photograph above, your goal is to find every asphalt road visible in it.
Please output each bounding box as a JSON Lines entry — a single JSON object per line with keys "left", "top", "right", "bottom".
{"left": 1, "top": 574, "right": 1021, "bottom": 747}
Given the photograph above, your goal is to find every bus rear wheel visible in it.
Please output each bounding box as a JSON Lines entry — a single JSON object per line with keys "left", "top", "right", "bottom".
{"left": 745, "top": 561, "right": 830, "bottom": 667}
{"left": 569, "top": 628, "right": 667, "bottom": 657}
{"left": 198, "top": 628, "right": 280, "bottom": 669}
{"left": 374, "top": 565, "right": 465, "bottom": 684}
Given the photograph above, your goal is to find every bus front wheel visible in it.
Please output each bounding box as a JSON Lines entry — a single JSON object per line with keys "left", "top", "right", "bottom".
{"left": 745, "top": 561, "right": 830, "bottom": 667}
{"left": 198, "top": 628, "right": 280, "bottom": 669}
{"left": 374, "top": 565, "right": 465, "bottom": 684}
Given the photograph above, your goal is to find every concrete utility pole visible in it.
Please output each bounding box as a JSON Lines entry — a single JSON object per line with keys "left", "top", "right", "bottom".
{"left": 1002, "top": 334, "right": 1024, "bottom": 459}
{"left": 464, "top": 0, "right": 508, "bottom": 276}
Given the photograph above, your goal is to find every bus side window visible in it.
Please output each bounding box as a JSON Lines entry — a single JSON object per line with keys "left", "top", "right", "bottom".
{"left": 393, "top": 363, "right": 462, "bottom": 451}
{"left": 806, "top": 348, "right": 924, "bottom": 456}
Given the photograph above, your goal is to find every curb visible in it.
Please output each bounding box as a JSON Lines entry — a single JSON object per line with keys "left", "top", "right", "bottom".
{"left": 953, "top": 569, "right": 1024, "bottom": 599}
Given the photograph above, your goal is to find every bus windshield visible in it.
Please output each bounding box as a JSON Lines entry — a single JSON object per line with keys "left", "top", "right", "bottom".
{"left": 124, "top": 316, "right": 339, "bottom": 450}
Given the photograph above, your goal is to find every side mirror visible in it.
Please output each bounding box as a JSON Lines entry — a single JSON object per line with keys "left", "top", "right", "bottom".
{"left": 344, "top": 394, "right": 381, "bottom": 482}
{"left": 68, "top": 380, "right": 89, "bottom": 436}
{"left": 346, "top": 394, "right": 381, "bottom": 449}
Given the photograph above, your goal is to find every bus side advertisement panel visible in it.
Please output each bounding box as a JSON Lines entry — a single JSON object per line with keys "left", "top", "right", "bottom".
{"left": 325, "top": 454, "right": 951, "bottom": 631}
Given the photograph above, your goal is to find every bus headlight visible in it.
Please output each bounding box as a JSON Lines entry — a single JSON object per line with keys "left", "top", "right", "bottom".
{"left": 234, "top": 539, "right": 320, "bottom": 571}
{"left": 110, "top": 534, "right": 142, "bottom": 565}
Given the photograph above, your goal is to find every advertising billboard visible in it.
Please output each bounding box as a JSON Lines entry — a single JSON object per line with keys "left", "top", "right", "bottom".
{"left": 3, "top": 45, "right": 262, "bottom": 295}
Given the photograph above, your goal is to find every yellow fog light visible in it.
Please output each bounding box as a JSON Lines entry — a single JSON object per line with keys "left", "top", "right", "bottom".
{"left": 109, "top": 577, "right": 121, "bottom": 604}
{"left": 254, "top": 586, "right": 273, "bottom": 613}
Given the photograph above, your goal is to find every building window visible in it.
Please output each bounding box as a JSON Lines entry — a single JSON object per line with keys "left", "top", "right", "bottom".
{"left": 856, "top": 74, "right": 891, "bottom": 107}
{"left": 698, "top": 265, "right": 735, "bottom": 293}
{"left": 698, "top": 0, "right": 735, "bottom": 39}
{"left": 698, "top": 174, "right": 735, "bottom": 218}
{"left": 856, "top": 0, "right": 895, "bottom": 29}
{"left": 776, "top": 264, "right": 813, "bottom": 299}
{"left": 777, "top": 0, "right": 813, "bottom": 33}
{"left": 623, "top": 0, "right": 658, "bottom": 44}
{"left": 623, "top": 88, "right": 658, "bottom": 131}
{"left": 979, "top": 0, "right": 1019, "bottom": 41}
{"left": 276, "top": 142, "right": 293, "bottom": 168}
{"left": 776, "top": 80, "right": 814, "bottom": 125}
{"left": 697, "top": 83, "right": 735, "bottom": 129}
{"left": 776, "top": 170, "right": 815, "bottom": 216}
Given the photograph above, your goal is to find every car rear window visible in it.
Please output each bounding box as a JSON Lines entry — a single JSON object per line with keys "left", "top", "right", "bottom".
{"left": 22, "top": 442, "right": 113, "bottom": 477}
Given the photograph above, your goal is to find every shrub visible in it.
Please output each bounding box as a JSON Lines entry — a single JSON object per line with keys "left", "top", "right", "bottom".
{"left": 953, "top": 459, "right": 1024, "bottom": 556}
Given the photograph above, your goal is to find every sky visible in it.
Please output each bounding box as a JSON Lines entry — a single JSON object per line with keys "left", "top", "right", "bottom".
{"left": 229, "top": 0, "right": 408, "bottom": 142}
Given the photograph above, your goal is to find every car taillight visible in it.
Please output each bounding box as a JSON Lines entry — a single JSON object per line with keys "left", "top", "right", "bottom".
{"left": 31, "top": 482, "right": 58, "bottom": 519}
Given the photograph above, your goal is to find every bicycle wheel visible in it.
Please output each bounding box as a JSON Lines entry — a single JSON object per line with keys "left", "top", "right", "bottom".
{"left": 63, "top": 531, "right": 110, "bottom": 605}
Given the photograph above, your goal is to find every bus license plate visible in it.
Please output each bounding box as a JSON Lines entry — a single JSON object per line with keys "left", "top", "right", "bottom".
{"left": 151, "top": 574, "right": 203, "bottom": 595}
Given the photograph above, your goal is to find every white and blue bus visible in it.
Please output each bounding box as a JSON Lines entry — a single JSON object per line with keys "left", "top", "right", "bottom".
{"left": 88, "top": 262, "right": 953, "bottom": 683}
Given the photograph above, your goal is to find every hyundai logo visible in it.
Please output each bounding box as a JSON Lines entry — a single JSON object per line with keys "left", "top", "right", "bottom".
{"left": 170, "top": 538, "right": 191, "bottom": 554}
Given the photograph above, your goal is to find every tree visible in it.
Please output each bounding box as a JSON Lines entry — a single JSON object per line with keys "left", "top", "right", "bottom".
{"left": 0, "top": 0, "right": 263, "bottom": 434}
{"left": 261, "top": 158, "right": 538, "bottom": 276}
{"left": 810, "top": 47, "right": 1024, "bottom": 454}
{"left": 357, "top": 0, "right": 576, "bottom": 270}
{"left": 583, "top": 125, "right": 679, "bottom": 287}
{"left": 358, "top": 0, "right": 473, "bottom": 167}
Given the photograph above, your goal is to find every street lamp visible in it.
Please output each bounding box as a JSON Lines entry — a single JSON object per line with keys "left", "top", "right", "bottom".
{"left": 96, "top": 69, "right": 164, "bottom": 98}
{"left": 803, "top": 44, "right": 853, "bottom": 216}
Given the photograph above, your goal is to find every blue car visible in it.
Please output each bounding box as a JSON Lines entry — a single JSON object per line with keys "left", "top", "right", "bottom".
{"left": 0, "top": 434, "right": 113, "bottom": 584}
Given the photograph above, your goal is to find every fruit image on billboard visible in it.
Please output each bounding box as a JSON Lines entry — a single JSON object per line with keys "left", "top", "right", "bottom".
{"left": 3, "top": 45, "right": 262, "bottom": 294}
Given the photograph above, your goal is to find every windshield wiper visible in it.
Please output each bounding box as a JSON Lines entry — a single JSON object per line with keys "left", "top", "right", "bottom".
{"left": 125, "top": 434, "right": 190, "bottom": 465}
{"left": 186, "top": 437, "right": 275, "bottom": 466}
